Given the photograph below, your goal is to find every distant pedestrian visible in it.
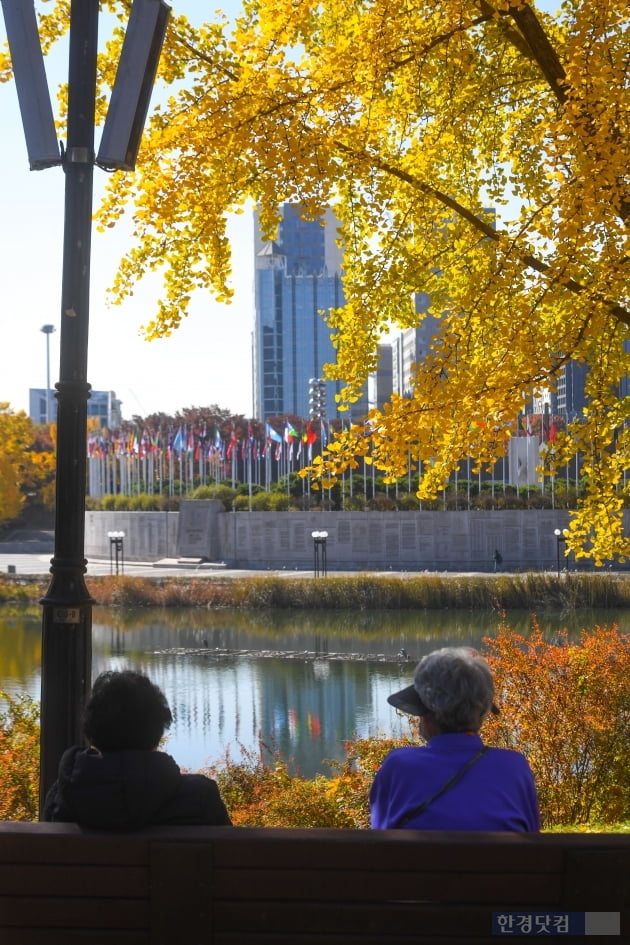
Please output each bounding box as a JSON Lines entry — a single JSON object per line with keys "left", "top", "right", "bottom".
{"left": 493, "top": 549, "right": 503, "bottom": 572}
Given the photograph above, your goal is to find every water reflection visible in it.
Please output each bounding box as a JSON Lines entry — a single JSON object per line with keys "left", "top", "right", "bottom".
{"left": 1, "top": 606, "right": 628, "bottom": 778}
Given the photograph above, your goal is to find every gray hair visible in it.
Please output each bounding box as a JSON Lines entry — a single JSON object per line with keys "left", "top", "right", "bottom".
{"left": 413, "top": 647, "right": 495, "bottom": 732}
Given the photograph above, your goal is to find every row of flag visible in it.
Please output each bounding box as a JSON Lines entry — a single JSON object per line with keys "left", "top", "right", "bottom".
{"left": 87, "top": 420, "right": 327, "bottom": 462}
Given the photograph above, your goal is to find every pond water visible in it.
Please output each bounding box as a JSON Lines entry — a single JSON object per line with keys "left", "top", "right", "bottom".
{"left": 1, "top": 605, "right": 627, "bottom": 777}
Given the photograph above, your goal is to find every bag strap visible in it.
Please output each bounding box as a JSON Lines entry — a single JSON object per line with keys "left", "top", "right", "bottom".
{"left": 393, "top": 745, "right": 490, "bottom": 829}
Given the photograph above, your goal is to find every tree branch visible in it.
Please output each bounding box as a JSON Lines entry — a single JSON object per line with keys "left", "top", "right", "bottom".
{"left": 477, "top": 0, "right": 568, "bottom": 103}
{"left": 334, "top": 140, "right": 630, "bottom": 326}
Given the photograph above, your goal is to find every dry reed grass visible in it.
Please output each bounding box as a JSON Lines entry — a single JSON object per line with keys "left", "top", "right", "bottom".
{"left": 0, "top": 571, "right": 629, "bottom": 611}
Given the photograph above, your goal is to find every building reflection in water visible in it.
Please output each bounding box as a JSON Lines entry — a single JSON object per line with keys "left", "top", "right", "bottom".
{"left": 83, "top": 609, "right": 435, "bottom": 775}
{"left": 0, "top": 605, "right": 606, "bottom": 779}
{"left": 106, "top": 653, "right": 410, "bottom": 778}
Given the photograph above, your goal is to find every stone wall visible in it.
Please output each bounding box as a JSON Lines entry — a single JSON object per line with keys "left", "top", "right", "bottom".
{"left": 85, "top": 510, "right": 179, "bottom": 562}
{"left": 217, "top": 509, "right": 575, "bottom": 571}
{"left": 84, "top": 505, "right": 621, "bottom": 571}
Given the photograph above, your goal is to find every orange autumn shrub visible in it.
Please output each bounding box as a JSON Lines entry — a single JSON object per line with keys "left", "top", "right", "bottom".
{"left": 327, "top": 735, "right": 416, "bottom": 828}
{"left": 483, "top": 624, "right": 630, "bottom": 827}
{"left": 209, "top": 735, "right": 412, "bottom": 828}
{"left": 0, "top": 692, "right": 40, "bottom": 821}
{"left": 209, "top": 745, "right": 359, "bottom": 827}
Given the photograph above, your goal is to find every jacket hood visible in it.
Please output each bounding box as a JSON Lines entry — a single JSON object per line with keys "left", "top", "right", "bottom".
{"left": 55, "top": 746, "right": 184, "bottom": 829}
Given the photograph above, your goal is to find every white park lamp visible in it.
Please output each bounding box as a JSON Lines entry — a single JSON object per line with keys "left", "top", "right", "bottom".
{"left": 107, "top": 531, "right": 126, "bottom": 576}
{"left": 312, "top": 530, "right": 329, "bottom": 577}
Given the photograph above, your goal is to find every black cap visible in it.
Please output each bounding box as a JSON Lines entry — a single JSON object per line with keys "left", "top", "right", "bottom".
{"left": 387, "top": 685, "right": 430, "bottom": 717}
{"left": 387, "top": 684, "right": 500, "bottom": 718}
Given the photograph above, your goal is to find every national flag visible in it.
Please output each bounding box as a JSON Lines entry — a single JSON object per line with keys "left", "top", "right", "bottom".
{"left": 226, "top": 430, "right": 238, "bottom": 459}
{"left": 284, "top": 423, "right": 298, "bottom": 443}
{"left": 266, "top": 423, "right": 283, "bottom": 443}
{"left": 172, "top": 426, "right": 184, "bottom": 453}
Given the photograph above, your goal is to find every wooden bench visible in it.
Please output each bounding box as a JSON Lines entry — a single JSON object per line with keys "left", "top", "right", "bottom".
{"left": 0, "top": 822, "right": 628, "bottom": 944}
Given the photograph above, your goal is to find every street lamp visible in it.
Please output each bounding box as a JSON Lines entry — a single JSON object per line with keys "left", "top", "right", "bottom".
{"left": 309, "top": 378, "right": 327, "bottom": 506}
{"left": 40, "top": 325, "right": 55, "bottom": 424}
{"left": 107, "top": 531, "right": 125, "bottom": 575}
{"left": 312, "top": 530, "right": 328, "bottom": 577}
{"left": 1, "top": 0, "right": 170, "bottom": 806}
{"left": 554, "top": 528, "right": 568, "bottom": 577}
{"left": 308, "top": 378, "right": 327, "bottom": 442}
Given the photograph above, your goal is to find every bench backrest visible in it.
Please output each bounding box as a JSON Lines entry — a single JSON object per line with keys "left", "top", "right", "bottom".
{"left": 0, "top": 823, "right": 628, "bottom": 944}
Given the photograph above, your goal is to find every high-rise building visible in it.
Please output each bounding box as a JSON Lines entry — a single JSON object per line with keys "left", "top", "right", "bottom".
{"left": 555, "top": 361, "right": 589, "bottom": 421}
{"left": 367, "top": 344, "right": 393, "bottom": 412}
{"left": 29, "top": 388, "right": 123, "bottom": 428}
{"left": 391, "top": 295, "right": 440, "bottom": 398}
{"left": 252, "top": 204, "right": 347, "bottom": 422}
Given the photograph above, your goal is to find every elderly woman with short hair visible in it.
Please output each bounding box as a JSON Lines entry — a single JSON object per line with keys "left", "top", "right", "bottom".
{"left": 44, "top": 670, "right": 232, "bottom": 829}
{"left": 369, "top": 647, "right": 540, "bottom": 831}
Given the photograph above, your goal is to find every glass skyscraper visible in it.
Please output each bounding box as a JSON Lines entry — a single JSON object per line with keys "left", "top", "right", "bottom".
{"left": 252, "top": 204, "right": 345, "bottom": 421}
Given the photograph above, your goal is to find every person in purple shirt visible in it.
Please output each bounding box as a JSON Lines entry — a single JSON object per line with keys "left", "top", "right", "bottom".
{"left": 370, "top": 647, "right": 540, "bottom": 831}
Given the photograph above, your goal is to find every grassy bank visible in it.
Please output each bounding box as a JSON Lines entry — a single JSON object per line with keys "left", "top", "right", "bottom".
{"left": 2, "top": 571, "right": 630, "bottom": 610}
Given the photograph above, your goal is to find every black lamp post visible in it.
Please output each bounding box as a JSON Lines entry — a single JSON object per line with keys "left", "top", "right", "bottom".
{"left": 38, "top": 0, "right": 99, "bottom": 807}
{"left": 312, "top": 530, "right": 328, "bottom": 577}
{"left": 554, "top": 528, "right": 568, "bottom": 577}
{"left": 108, "top": 531, "right": 125, "bottom": 575}
{"left": 2, "top": 0, "right": 169, "bottom": 807}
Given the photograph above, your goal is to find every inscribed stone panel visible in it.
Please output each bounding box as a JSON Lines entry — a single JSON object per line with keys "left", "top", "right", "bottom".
{"left": 177, "top": 500, "right": 222, "bottom": 558}
{"left": 278, "top": 526, "right": 291, "bottom": 552}
{"left": 293, "top": 525, "right": 307, "bottom": 551}
{"left": 401, "top": 523, "right": 416, "bottom": 551}
{"left": 351, "top": 523, "right": 368, "bottom": 554}
{"left": 337, "top": 520, "right": 351, "bottom": 544}
{"left": 369, "top": 523, "right": 384, "bottom": 554}
{"left": 385, "top": 527, "right": 400, "bottom": 555}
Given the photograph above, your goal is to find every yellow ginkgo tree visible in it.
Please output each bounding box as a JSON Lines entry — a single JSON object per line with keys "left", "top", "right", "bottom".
{"left": 2, "top": 0, "right": 630, "bottom": 563}
{"left": 0, "top": 404, "right": 55, "bottom": 526}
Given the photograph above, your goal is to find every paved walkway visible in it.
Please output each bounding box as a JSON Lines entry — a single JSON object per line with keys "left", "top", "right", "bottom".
{"left": 0, "top": 551, "right": 511, "bottom": 580}
{"left": 0, "top": 552, "right": 307, "bottom": 579}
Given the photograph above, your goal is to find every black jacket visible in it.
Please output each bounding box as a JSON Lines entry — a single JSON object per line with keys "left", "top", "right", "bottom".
{"left": 43, "top": 746, "right": 232, "bottom": 829}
